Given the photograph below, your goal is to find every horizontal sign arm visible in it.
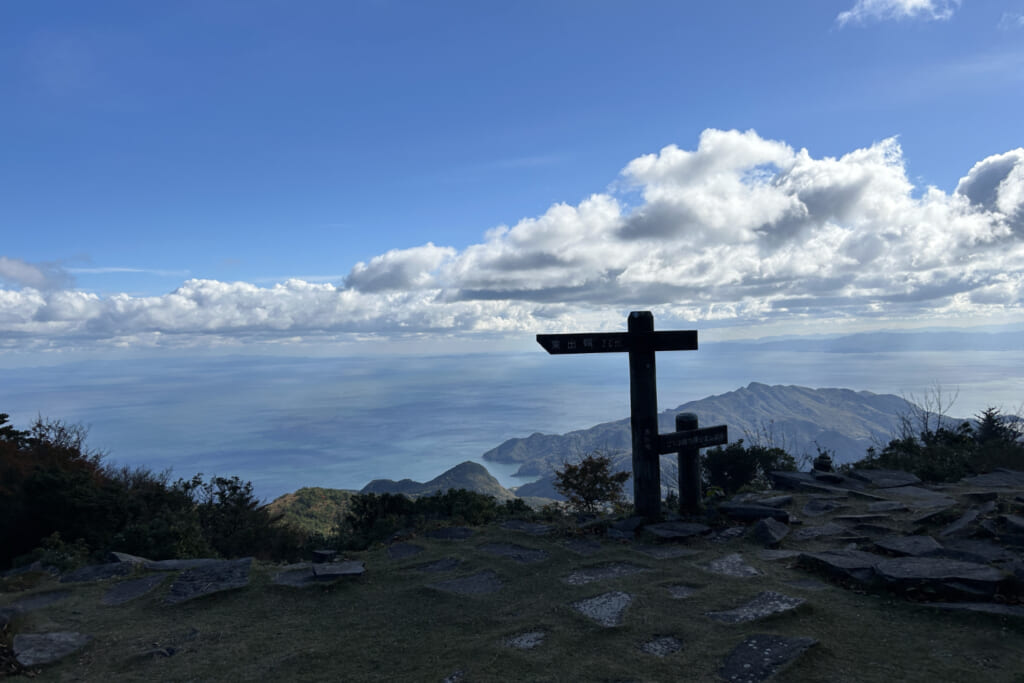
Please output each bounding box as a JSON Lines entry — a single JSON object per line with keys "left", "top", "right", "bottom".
{"left": 536, "top": 330, "right": 697, "bottom": 355}
{"left": 657, "top": 425, "right": 728, "bottom": 454}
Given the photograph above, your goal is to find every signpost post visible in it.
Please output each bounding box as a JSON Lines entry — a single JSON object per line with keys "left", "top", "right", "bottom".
{"left": 537, "top": 311, "right": 727, "bottom": 519}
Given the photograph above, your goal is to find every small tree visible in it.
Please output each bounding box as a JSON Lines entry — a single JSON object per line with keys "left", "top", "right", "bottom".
{"left": 553, "top": 451, "right": 630, "bottom": 514}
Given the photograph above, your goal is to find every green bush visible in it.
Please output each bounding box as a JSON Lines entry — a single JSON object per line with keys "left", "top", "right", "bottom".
{"left": 553, "top": 451, "right": 630, "bottom": 514}
{"left": 702, "top": 440, "right": 796, "bottom": 494}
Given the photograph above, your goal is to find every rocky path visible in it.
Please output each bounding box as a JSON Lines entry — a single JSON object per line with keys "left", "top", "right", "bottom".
{"left": 3, "top": 468, "right": 1023, "bottom": 681}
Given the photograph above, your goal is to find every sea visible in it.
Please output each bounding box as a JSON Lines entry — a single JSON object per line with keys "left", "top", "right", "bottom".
{"left": 2, "top": 341, "right": 1023, "bottom": 502}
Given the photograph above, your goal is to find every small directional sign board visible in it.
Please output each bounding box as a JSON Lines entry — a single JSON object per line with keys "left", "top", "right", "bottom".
{"left": 657, "top": 425, "right": 729, "bottom": 454}
{"left": 536, "top": 330, "right": 697, "bottom": 355}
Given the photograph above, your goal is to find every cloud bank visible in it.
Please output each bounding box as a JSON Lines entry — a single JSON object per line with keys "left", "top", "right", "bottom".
{"left": 3, "top": 129, "right": 1024, "bottom": 349}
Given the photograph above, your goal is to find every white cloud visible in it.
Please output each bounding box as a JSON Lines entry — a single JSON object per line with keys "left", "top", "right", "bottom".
{"left": 999, "top": 12, "right": 1024, "bottom": 29}
{"left": 2, "top": 130, "right": 1024, "bottom": 350}
{"left": 0, "top": 257, "right": 73, "bottom": 291}
{"left": 837, "top": 0, "right": 960, "bottom": 26}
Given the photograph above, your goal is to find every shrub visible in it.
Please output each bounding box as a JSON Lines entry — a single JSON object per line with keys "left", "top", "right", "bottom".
{"left": 553, "top": 451, "right": 630, "bottom": 514}
{"left": 702, "top": 440, "right": 796, "bottom": 494}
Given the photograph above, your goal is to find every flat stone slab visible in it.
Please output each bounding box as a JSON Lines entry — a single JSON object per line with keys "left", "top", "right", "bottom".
{"left": 666, "top": 584, "right": 699, "bottom": 599}
{"left": 703, "top": 553, "right": 761, "bottom": 578}
{"left": 500, "top": 520, "right": 554, "bottom": 536}
{"left": 939, "top": 507, "right": 987, "bottom": 538}
{"left": 926, "top": 602, "right": 1024, "bottom": 618}
{"left": 801, "top": 498, "right": 847, "bottom": 517}
{"left": 387, "top": 542, "right": 425, "bottom": 560}
{"left": 478, "top": 543, "right": 549, "bottom": 564}
{"left": 8, "top": 590, "right": 71, "bottom": 613}
{"left": 562, "top": 562, "right": 649, "bottom": 586}
{"left": 798, "top": 549, "right": 884, "bottom": 584}
{"left": 937, "top": 538, "right": 1018, "bottom": 564}
{"left": 61, "top": 562, "right": 132, "bottom": 583}
{"left": 273, "top": 568, "right": 321, "bottom": 588}
{"left": 571, "top": 591, "right": 632, "bottom": 627}
{"left": 884, "top": 486, "right": 957, "bottom": 509}
{"left": 706, "top": 591, "right": 805, "bottom": 624}
{"left": 564, "top": 539, "right": 603, "bottom": 556}
{"left": 850, "top": 469, "right": 922, "bottom": 488}
{"left": 873, "top": 556, "right": 1006, "bottom": 591}
{"left": 793, "top": 522, "right": 848, "bottom": 540}
{"left": 749, "top": 518, "right": 789, "bottom": 546}
{"left": 147, "top": 558, "right": 223, "bottom": 571}
{"left": 874, "top": 535, "right": 943, "bottom": 557}
{"left": 312, "top": 561, "right": 365, "bottom": 579}
{"left": 431, "top": 570, "right": 502, "bottom": 595}
{"left": 960, "top": 469, "right": 1024, "bottom": 488}
{"left": 644, "top": 521, "right": 711, "bottom": 540}
{"left": 867, "top": 500, "right": 910, "bottom": 513}
{"left": 165, "top": 557, "right": 252, "bottom": 604}
{"left": 102, "top": 574, "right": 166, "bottom": 605}
{"left": 719, "top": 634, "right": 817, "bottom": 683}
{"left": 758, "top": 549, "right": 801, "bottom": 561}
{"left": 640, "top": 635, "right": 681, "bottom": 657}
{"left": 767, "top": 471, "right": 818, "bottom": 490}
{"left": 633, "top": 544, "right": 699, "bottom": 559}
{"left": 753, "top": 495, "right": 793, "bottom": 508}
{"left": 505, "top": 630, "right": 546, "bottom": 649}
{"left": 14, "top": 632, "right": 92, "bottom": 668}
{"left": 426, "top": 527, "right": 474, "bottom": 540}
{"left": 412, "top": 557, "right": 462, "bottom": 573}
{"left": 717, "top": 502, "right": 789, "bottom": 522}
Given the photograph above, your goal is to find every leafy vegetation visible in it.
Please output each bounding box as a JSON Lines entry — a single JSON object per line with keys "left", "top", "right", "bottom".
{"left": 552, "top": 451, "right": 631, "bottom": 513}
{"left": 701, "top": 439, "right": 797, "bottom": 494}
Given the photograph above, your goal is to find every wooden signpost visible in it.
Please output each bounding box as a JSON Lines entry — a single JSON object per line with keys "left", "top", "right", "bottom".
{"left": 537, "top": 311, "right": 727, "bottom": 518}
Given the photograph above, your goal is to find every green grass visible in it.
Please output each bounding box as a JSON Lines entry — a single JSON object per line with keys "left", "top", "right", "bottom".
{"left": 4, "top": 512, "right": 1024, "bottom": 682}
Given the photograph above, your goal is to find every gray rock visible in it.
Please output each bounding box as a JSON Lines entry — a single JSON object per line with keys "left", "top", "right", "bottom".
{"left": 478, "top": 543, "right": 549, "bottom": 564}
{"left": 703, "top": 553, "right": 761, "bottom": 578}
{"left": 706, "top": 591, "right": 805, "bottom": 624}
{"left": 312, "top": 561, "right": 365, "bottom": 579}
{"left": 801, "top": 498, "right": 846, "bottom": 517}
{"left": 427, "top": 526, "right": 474, "bottom": 540}
{"left": 873, "top": 556, "right": 1007, "bottom": 596}
{"left": 606, "top": 528, "right": 636, "bottom": 541}
{"left": 146, "top": 558, "right": 223, "bottom": 571}
{"left": 960, "top": 469, "right": 1024, "bottom": 488}
{"left": 719, "top": 634, "right": 817, "bottom": 683}
{"left": 717, "top": 502, "right": 789, "bottom": 522}
{"left": 564, "top": 539, "right": 603, "bottom": 556}
{"left": 867, "top": 500, "right": 910, "bottom": 513}
{"left": 834, "top": 513, "right": 892, "bottom": 524}
{"left": 798, "top": 549, "right": 883, "bottom": 584}
{"left": 387, "top": 542, "right": 425, "bottom": 560}
{"left": 165, "top": 557, "right": 252, "bottom": 604}
{"left": 885, "top": 486, "right": 957, "bottom": 509}
{"left": 102, "top": 574, "right": 166, "bottom": 605}
{"left": 571, "top": 591, "right": 632, "bottom": 627}
{"left": 412, "top": 557, "right": 462, "bottom": 573}
{"left": 562, "top": 562, "right": 649, "bottom": 586}
{"left": 1002, "top": 514, "right": 1024, "bottom": 533}
{"left": 767, "top": 471, "right": 818, "bottom": 490}
{"left": 758, "top": 549, "right": 801, "bottom": 561}
{"left": 14, "top": 632, "right": 92, "bottom": 668}
{"left": 850, "top": 469, "right": 922, "bottom": 488}
{"left": 793, "top": 522, "right": 848, "bottom": 540}
{"left": 666, "top": 584, "right": 699, "bottom": 599}
{"left": 749, "top": 518, "right": 789, "bottom": 547}
{"left": 874, "top": 535, "right": 943, "bottom": 557}
{"left": 431, "top": 570, "right": 502, "bottom": 595}
{"left": 644, "top": 521, "right": 711, "bottom": 540}
{"left": 108, "top": 551, "right": 151, "bottom": 565}
{"left": 60, "top": 562, "right": 131, "bottom": 583}
{"left": 500, "top": 520, "right": 554, "bottom": 536}
{"left": 633, "top": 544, "right": 699, "bottom": 559}
{"left": 926, "top": 602, "right": 1024, "bottom": 618}
{"left": 753, "top": 495, "right": 793, "bottom": 508}
{"left": 505, "top": 630, "right": 545, "bottom": 649}
{"left": 640, "top": 635, "right": 682, "bottom": 657}
{"left": 712, "top": 527, "right": 748, "bottom": 543}
{"left": 784, "top": 578, "right": 831, "bottom": 591}
{"left": 272, "top": 568, "right": 321, "bottom": 588}
{"left": 938, "top": 538, "right": 1018, "bottom": 564}
{"left": 961, "top": 490, "right": 999, "bottom": 503}
{"left": 311, "top": 549, "right": 337, "bottom": 564}
{"left": 939, "top": 506, "right": 990, "bottom": 538}
{"left": 8, "top": 590, "right": 71, "bottom": 613}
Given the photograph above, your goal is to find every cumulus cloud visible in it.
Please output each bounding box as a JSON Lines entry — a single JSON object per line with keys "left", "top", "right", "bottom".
{"left": 2, "top": 130, "right": 1024, "bottom": 349}
{"left": 0, "top": 257, "right": 73, "bottom": 291}
{"left": 837, "top": 0, "right": 960, "bottom": 26}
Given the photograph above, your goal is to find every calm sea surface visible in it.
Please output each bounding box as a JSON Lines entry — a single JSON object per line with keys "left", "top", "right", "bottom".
{"left": 2, "top": 346, "right": 1022, "bottom": 502}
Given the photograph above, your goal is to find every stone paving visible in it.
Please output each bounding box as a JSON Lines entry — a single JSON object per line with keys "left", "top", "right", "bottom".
{"left": 3, "top": 466, "right": 1023, "bottom": 679}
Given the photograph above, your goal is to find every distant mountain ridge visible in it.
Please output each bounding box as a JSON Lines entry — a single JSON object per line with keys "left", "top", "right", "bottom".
{"left": 360, "top": 460, "right": 515, "bottom": 501}
{"left": 483, "top": 383, "right": 920, "bottom": 481}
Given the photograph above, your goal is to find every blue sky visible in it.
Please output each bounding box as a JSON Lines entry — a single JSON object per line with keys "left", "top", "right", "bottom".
{"left": 2, "top": 0, "right": 1024, "bottom": 357}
